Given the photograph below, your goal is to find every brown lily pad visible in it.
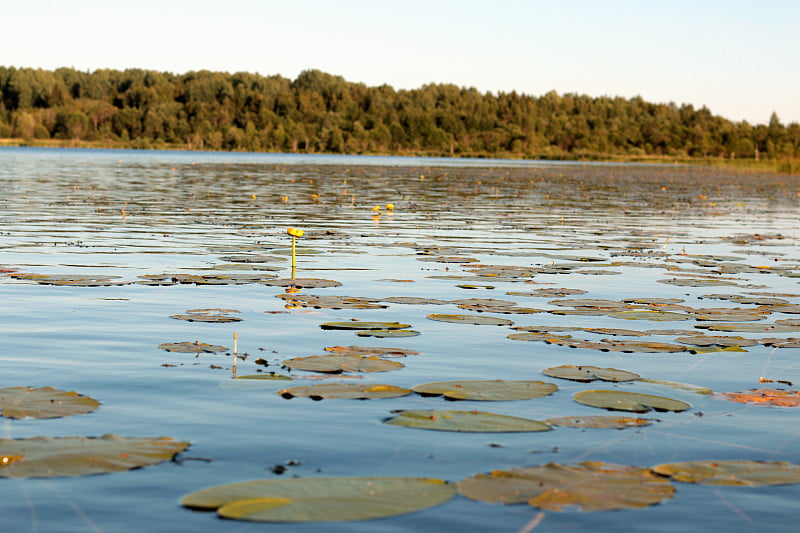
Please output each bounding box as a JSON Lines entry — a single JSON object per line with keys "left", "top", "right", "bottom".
{"left": 652, "top": 460, "right": 800, "bottom": 486}
{"left": 544, "top": 415, "right": 655, "bottom": 429}
{"left": 324, "top": 346, "right": 420, "bottom": 357}
{"left": 719, "top": 388, "right": 800, "bottom": 407}
{"left": 458, "top": 462, "right": 675, "bottom": 511}
{"left": 158, "top": 341, "right": 229, "bottom": 353}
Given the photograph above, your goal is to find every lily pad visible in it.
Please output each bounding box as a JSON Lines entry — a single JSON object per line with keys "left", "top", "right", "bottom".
{"left": 355, "top": 329, "right": 421, "bottom": 338}
{"left": 324, "top": 346, "right": 420, "bottom": 357}
{"left": 182, "top": 477, "right": 456, "bottom": 522}
{"left": 652, "top": 460, "right": 800, "bottom": 486}
{"left": 0, "top": 387, "right": 100, "bottom": 419}
{"left": 0, "top": 435, "right": 189, "bottom": 478}
{"left": 719, "top": 388, "right": 800, "bottom": 407}
{"left": 170, "top": 314, "right": 242, "bottom": 323}
{"left": 607, "top": 310, "right": 691, "bottom": 321}
{"left": 381, "top": 297, "right": 450, "bottom": 305}
{"left": 264, "top": 278, "right": 342, "bottom": 288}
{"left": 573, "top": 390, "right": 690, "bottom": 413}
{"left": 276, "top": 294, "right": 386, "bottom": 309}
{"left": 457, "top": 462, "right": 675, "bottom": 511}
{"left": 542, "top": 365, "right": 640, "bottom": 383}
{"left": 544, "top": 416, "right": 655, "bottom": 429}
{"left": 412, "top": 380, "right": 557, "bottom": 401}
{"left": 426, "top": 314, "right": 514, "bottom": 326}
{"left": 383, "top": 410, "right": 552, "bottom": 432}
{"left": 158, "top": 341, "right": 228, "bottom": 353}
{"left": 283, "top": 355, "right": 404, "bottom": 373}
{"left": 277, "top": 383, "right": 412, "bottom": 400}
{"left": 320, "top": 321, "right": 411, "bottom": 330}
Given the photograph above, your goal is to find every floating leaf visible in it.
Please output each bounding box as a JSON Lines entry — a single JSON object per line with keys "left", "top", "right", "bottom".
{"left": 720, "top": 388, "right": 800, "bottom": 407}
{"left": 573, "top": 390, "right": 690, "bottom": 413}
{"left": 458, "top": 462, "right": 674, "bottom": 511}
{"left": 457, "top": 304, "right": 544, "bottom": 314}
{"left": 264, "top": 278, "right": 342, "bottom": 288}
{"left": 277, "top": 383, "right": 412, "bottom": 400}
{"left": 544, "top": 416, "right": 655, "bottom": 429}
{"left": 607, "top": 310, "right": 690, "bottom": 321}
{"left": 283, "top": 355, "right": 404, "bottom": 373}
{"left": 582, "top": 328, "right": 648, "bottom": 337}
{"left": 426, "top": 314, "right": 514, "bottom": 326}
{"left": 637, "top": 379, "right": 713, "bottom": 394}
{"left": 383, "top": 410, "right": 551, "bottom": 432}
{"left": 674, "top": 335, "right": 758, "bottom": 347}
{"left": 508, "top": 288, "right": 588, "bottom": 297}
{"left": 658, "top": 278, "right": 739, "bottom": 287}
{"left": 0, "top": 387, "right": 100, "bottom": 419}
{"left": 320, "top": 321, "right": 411, "bottom": 330}
{"left": 0, "top": 435, "right": 189, "bottom": 478}
{"left": 324, "top": 346, "right": 420, "bottom": 357}
{"left": 356, "top": 329, "right": 421, "bottom": 338}
{"left": 652, "top": 460, "right": 800, "bottom": 486}
{"left": 182, "top": 477, "right": 456, "bottom": 522}
{"left": 542, "top": 365, "right": 640, "bottom": 383}
{"left": 412, "top": 380, "right": 557, "bottom": 401}
{"left": 697, "top": 323, "right": 800, "bottom": 333}
{"left": 450, "top": 298, "right": 516, "bottom": 307}
{"left": 234, "top": 374, "right": 292, "bottom": 381}
{"left": 381, "top": 297, "right": 449, "bottom": 305}
{"left": 170, "top": 314, "right": 242, "bottom": 323}
{"left": 508, "top": 332, "right": 573, "bottom": 342}
{"left": 158, "top": 341, "right": 228, "bottom": 353}
{"left": 276, "top": 294, "right": 386, "bottom": 309}
{"left": 548, "top": 298, "right": 629, "bottom": 310}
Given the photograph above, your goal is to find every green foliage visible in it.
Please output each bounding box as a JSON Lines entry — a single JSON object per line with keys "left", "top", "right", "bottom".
{"left": 0, "top": 66, "right": 798, "bottom": 160}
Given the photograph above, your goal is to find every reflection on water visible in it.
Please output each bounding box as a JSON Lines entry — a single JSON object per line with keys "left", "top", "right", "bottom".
{"left": 1, "top": 147, "right": 799, "bottom": 532}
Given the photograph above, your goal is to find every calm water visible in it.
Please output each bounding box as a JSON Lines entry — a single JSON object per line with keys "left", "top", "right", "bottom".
{"left": 1, "top": 147, "right": 799, "bottom": 532}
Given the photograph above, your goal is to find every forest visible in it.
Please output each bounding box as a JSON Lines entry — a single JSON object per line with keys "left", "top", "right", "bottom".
{"left": 1, "top": 66, "right": 798, "bottom": 162}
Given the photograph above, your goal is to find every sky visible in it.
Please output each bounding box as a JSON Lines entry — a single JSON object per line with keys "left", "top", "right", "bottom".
{"left": 3, "top": 0, "right": 798, "bottom": 125}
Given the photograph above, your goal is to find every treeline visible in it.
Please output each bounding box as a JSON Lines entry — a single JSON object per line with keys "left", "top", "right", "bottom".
{"left": 1, "top": 66, "right": 798, "bottom": 159}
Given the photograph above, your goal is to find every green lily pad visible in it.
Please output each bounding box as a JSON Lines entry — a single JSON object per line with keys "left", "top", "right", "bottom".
{"left": 542, "top": 365, "right": 640, "bottom": 383}
{"left": 234, "top": 374, "right": 293, "bottom": 381}
{"left": 355, "top": 329, "right": 421, "bottom": 338}
{"left": 426, "top": 314, "right": 514, "bottom": 326}
{"left": 637, "top": 379, "right": 713, "bottom": 394}
{"left": 0, "top": 435, "right": 189, "bottom": 478}
{"left": 412, "top": 380, "right": 557, "bottom": 401}
{"left": 574, "top": 390, "right": 690, "bottom": 413}
{"left": 458, "top": 462, "right": 675, "bottom": 511}
{"left": 383, "top": 410, "right": 552, "bottom": 432}
{"left": 658, "top": 278, "right": 739, "bottom": 287}
{"left": 457, "top": 304, "right": 544, "bottom": 314}
{"left": 158, "top": 341, "right": 228, "bottom": 353}
{"left": 582, "top": 328, "right": 648, "bottom": 337}
{"left": 283, "top": 355, "right": 404, "bottom": 373}
{"left": 320, "top": 321, "right": 411, "bottom": 330}
{"left": 0, "top": 387, "right": 100, "bottom": 419}
{"left": 544, "top": 416, "right": 655, "bottom": 429}
{"left": 277, "top": 383, "right": 412, "bottom": 400}
{"left": 276, "top": 294, "right": 386, "bottom": 309}
{"left": 652, "top": 460, "right": 800, "bottom": 486}
{"left": 182, "top": 477, "right": 456, "bottom": 522}
{"left": 508, "top": 288, "right": 588, "bottom": 297}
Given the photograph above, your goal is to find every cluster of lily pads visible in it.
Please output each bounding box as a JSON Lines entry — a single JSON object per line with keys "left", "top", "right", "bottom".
{"left": 0, "top": 386, "right": 188, "bottom": 478}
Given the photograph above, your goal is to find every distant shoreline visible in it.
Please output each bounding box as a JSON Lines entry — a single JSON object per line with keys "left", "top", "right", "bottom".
{"left": 1, "top": 137, "right": 795, "bottom": 175}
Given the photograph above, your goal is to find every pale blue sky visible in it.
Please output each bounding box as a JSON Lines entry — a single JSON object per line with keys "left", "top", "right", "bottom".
{"left": 3, "top": 0, "right": 798, "bottom": 125}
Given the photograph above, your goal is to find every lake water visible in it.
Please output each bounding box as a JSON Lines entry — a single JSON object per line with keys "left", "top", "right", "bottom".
{"left": 1, "top": 147, "right": 799, "bottom": 531}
